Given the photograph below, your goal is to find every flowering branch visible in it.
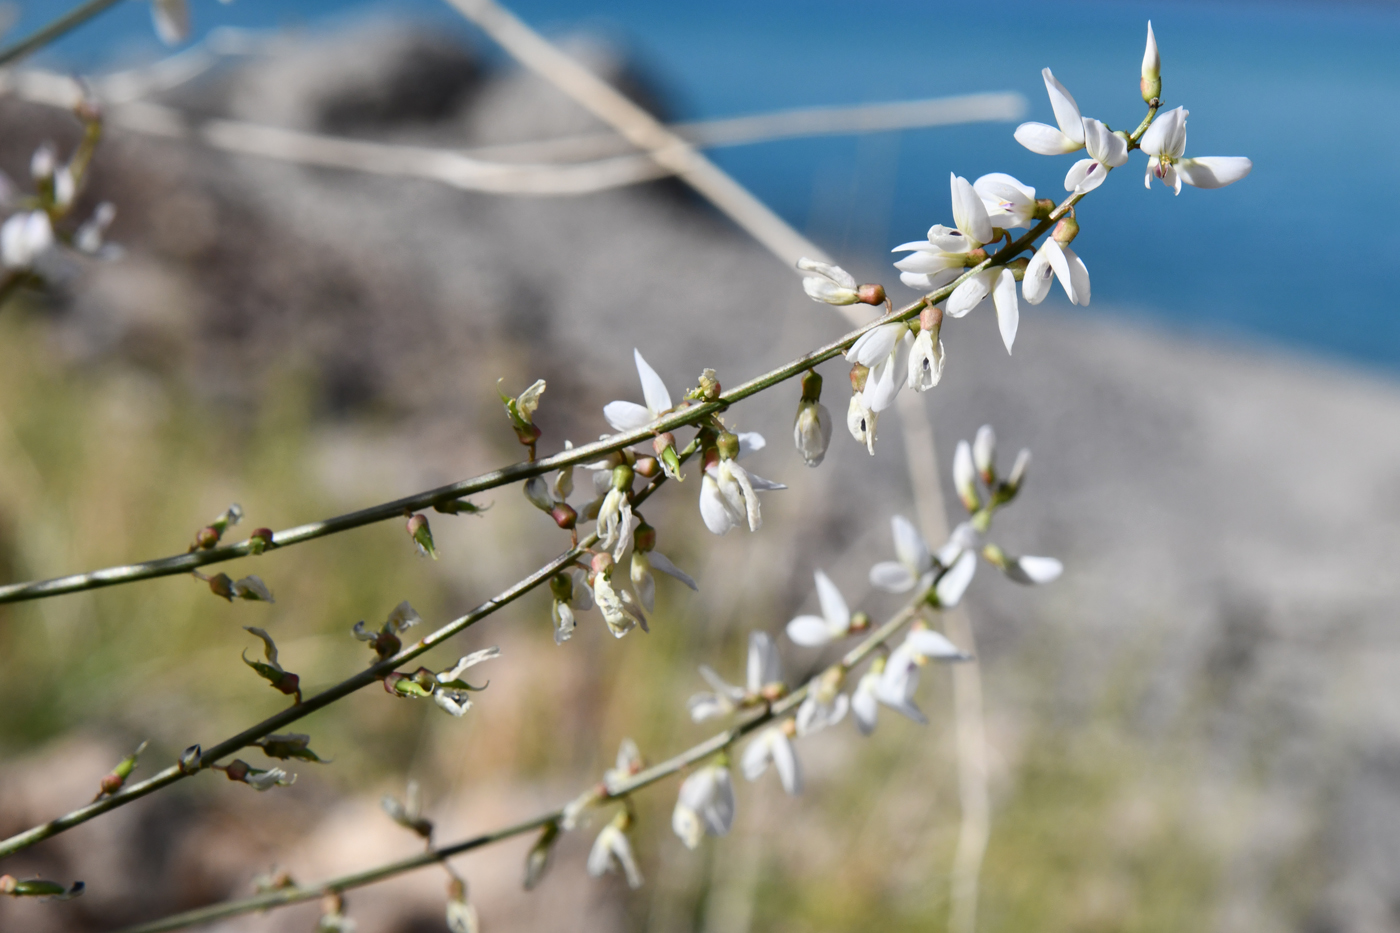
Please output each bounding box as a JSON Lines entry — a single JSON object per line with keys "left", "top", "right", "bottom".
{"left": 0, "top": 0, "right": 127, "bottom": 68}
{"left": 111, "top": 584, "right": 939, "bottom": 933}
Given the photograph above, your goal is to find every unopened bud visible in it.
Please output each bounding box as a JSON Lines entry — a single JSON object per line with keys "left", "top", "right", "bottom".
{"left": 856, "top": 283, "right": 886, "bottom": 305}
{"left": 715, "top": 431, "right": 740, "bottom": 461}
{"left": 195, "top": 526, "right": 220, "bottom": 549}
{"left": 406, "top": 513, "right": 438, "bottom": 560}
{"left": 981, "top": 542, "right": 1009, "bottom": 570}
{"left": 96, "top": 741, "right": 148, "bottom": 798}
{"left": 550, "top": 503, "right": 577, "bottom": 530}
{"left": 849, "top": 610, "right": 871, "bottom": 633}
{"left": 1053, "top": 216, "right": 1080, "bottom": 246}
{"left": 633, "top": 455, "right": 659, "bottom": 477}
{"left": 632, "top": 519, "right": 656, "bottom": 553}
{"left": 973, "top": 425, "right": 997, "bottom": 484}
{"left": 793, "top": 397, "right": 832, "bottom": 467}
{"left": 247, "top": 528, "right": 275, "bottom": 555}
{"left": 179, "top": 744, "right": 202, "bottom": 773}
{"left": 523, "top": 822, "right": 560, "bottom": 891}
{"left": 207, "top": 573, "right": 235, "bottom": 601}
{"left": 1141, "top": 21, "right": 1161, "bottom": 103}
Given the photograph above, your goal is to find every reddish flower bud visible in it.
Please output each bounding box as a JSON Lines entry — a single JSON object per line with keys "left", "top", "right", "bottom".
{"left": 634, "top": 455, "right": 659, "bottom": 477}
{"left": 550, "top": 503, "right": 577, "bottom": 530}
{"left": 856, "top": 283, "right": 886, "bottom": 305}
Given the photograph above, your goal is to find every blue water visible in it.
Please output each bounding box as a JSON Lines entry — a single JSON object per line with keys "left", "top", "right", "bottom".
{"left": 19, "top": 0, "right": 1400, "bottom": 370}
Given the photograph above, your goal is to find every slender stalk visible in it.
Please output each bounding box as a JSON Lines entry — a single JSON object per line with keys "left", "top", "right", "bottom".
{"left": 0, "top": 0, "right": 127, "bottom": 69}
{"left": 113, "top": 595, "right": 932, "bottom": 933}
{"left": 0, "top": 291, "right": 933, "bottom": 605}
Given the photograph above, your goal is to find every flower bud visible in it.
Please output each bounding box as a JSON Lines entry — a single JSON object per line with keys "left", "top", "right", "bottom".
{"left": 715, "top": 431, "right": 740, "bottom": 461}
{"left": 857, "top": 283, "right": 886, "bottom": 305}
{"left": 633, "top": 455, "right": 659, "bottom": 477}
{"left": 550, "top": 503, "right": 577, "bottom": 530}
{"left": 973, "top": 425, "right": 996, "bottom": 484}
{"left": 178, "top": 744, "right": 202, "bottom": 773}
{"left": 406, "top": 512, "right": 438, "bottom": 559}
{"left": 590, "top": 552, "right": 614, "bottom": 577}
{"left": 632, "top": 519, "right": 657, "bottom": 553}
{"left": 848, "top": 362, "right": 869, "bottom": 393}
{"left": 207, "top": 572, "right": 236, "bottom": 600}
{"left": 652, "top": 432, "right": 683, "bottom": 480}
{"left": 849, "top": 610, "right": 871, "bottom": 634}
{"left": 96, "top": 741, "right": 148, "bottom": 798}
{"left": 797, "top": 257, "right": 860, "bottom": 304}
{"left": 523, "top": 822, "right": 560, "bottom": 891}
{"left": 30, "top": 144, "right": 55, "bottom": 182}
{"left": 793, "top": 397, "right": 833, "bottom": 467}
{"left": 195, "top": 526, "right": 221, "bottom": 550}
{"left": 498, "top": 378, "right": 546, "bottom": 449}
{"left": 1141, "top": 21, "right": 1161, "bottom": 103}
{"left": 1052, "top": 216, "right": 1080, "bottom": 246}
{"left": 247, "top": 527, "right": 275, "bottom": 555}
{"left": 1034, "top": 198, "right": 1056, "bottom": 220}
{"left": 953, "top": 440, "right": 981, "bottom": 513}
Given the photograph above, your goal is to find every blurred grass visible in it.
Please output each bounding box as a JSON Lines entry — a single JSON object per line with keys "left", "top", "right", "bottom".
{"left": 0, "top": 296, "right": 1238, "bottom": 931}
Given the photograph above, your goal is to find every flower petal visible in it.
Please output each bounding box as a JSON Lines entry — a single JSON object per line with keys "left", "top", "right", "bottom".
{"left": 604, "top": 400, "right": 655, "bottom": 433}
{"left": 1061, "top": 244, "right": 1091, "bottom": 306}
{"left": 813, "top": 569, "right": 851, "bottom": 631}
{"left": 1042, "top": 239, "right": 1079, "bottom": 305}
{"left": 1176, "top": 156, "right": 1253, "bottom": 189}
{"left": 1042, "top": 68, "right": 1085, "bottom": 144}
{"left": 946, "top": 269, "right": 993, "bottom": 318}
{"left": 935, "top": 550, "right": 978, "bottom": 608}
{"left": 786, "top": 615, "right": 835, "bottom": 646}
{"left": 633, "top": 349, "right": 672, "bottom": 415}
{"left": 647, "top": 551, "right": 698, "bottom": 590}
{"left": 992, "top": 268, "right": 1019, "bottom": 354}
{"left": 1013, "top": 122, "right": 1081, "bottom": 156}
{"left": 869, "top": 561, "right": 916, "bottom": 593}
{"left": 950, "top": 173, "right": 993, "bottom": 245}
{"left": 1006, "top": 555, "right": 1064, "bottom": 584}
{"left": 699, "top": 475, "right": 735, "bottom": 535}
{"left": 1064, "top": 158, "right": 1107, "bottom": 194}
{"left": 905, "top": 628, "right": 969, "bottom": 660}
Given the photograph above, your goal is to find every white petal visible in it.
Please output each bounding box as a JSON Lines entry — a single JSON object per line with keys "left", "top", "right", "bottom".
{"left": 992, "top": 268, "right": 1019, "bottom": 355}
{"left": 1061, "top": 244, "right": 1091, "bottom": 306}
{"left": 633, "top": 349, "right": 672, "bottom": 415}
{"left": 894, "top": 249, "right": 962, "bottom": 275}
{"left": 704, "top": 770, "right": 735, "bottom": 835}
{"left": 151, "top": 0, "right": 189, "bottom": 45}
{"left": 891, "top": 515, "right": 931, "bottom": 573}
{"left": 786, "top": 615, "right": 835, "bottom": 646}
{"left": 1081, "top": 117, "right": 1129, "bottom": 167}
{"left": 905, "top": 628, "right": 969, "bottom": 660}
{"left": 1013, "top": 122, "right": 1081, "bottom": 156}
{"left": 744, "top": 472, "right": 787, "bottom": 492}
{"left": 1042, "top": 69, "right": 1084, "bottom": 144}
{"left": 747, "top": 631, "right": 781, "bottom": 693}
{"left": 699, "top": 475, "right": 735, "bottom": 535}
{"left": 974, "top": 172, "right": 1034, "bottom": 202}
{"left": 741, "top": 735, "right": 771, "bottom": 781}
{"left": 846, "top": 323, "right": 903, "bottom": 367}
{"left": 946, "top": 269, "right": 994, "bottom": 318}
{"left": 863, "top": 354, "right": 902, "bottom": 413}
{"left": 935, "top": 550, "right": 978, "bottom": 608}
{"left": 647, "top": 551, "right": 698, "bottom": 590}
{"left": 950, "top": 173, "right": 993, "bottom": 245}
{"left": 869, "top": 561, "right": 917, "bottom": 593}
{"left": 1042, "top": 239, "right": 1079, "bottom": 305}
{"left": 1022, "top": 244, "right": 1053, "bottom": 305}
{"left": 1007, "top": 555, "right": 1064, "bottom": 585}
{"left": 604, "top": 400, "right": 655, "bottom": 433}
{"left": 736, "top": 431, "right": 766, "bottom": 458}
{"left": 1064, "top": 158, "right": 1108, "bottom": 194}
{"left": 1140, "top": 106, "right": 1186, "bottom": 158}
{"left": 688, "top": 693, "right": 727, "bottom": 722}
{"left": 771, "top": 733, "right": 802, "bottom": 795}
{"left": 1176, "top": 157, "right": 1252, "bottom": 189}
{"left": 813, "top": 569, "right": 851, "bottom": 631}
{"left": 852, "top": 677, "right": 880, "bottom": 735}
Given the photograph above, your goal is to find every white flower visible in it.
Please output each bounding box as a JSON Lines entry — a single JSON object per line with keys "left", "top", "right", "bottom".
{"left": 445, "top": 897, "right": 478, "bottom": 933}
{"left": 1142, "top": 21, "right": 1161, "bottom": 101}
{"left": 593, "top": 570, "right": 647, "bottom": 638}
{"left": 698, "top": 439, "right": 784, "bottom": 535}
{"left": 603, "top": 738, "right": 644, "bottom": 793}
{"left": 603, "top": 349, "right": 674, "bottom": 433}
{"left": 437, "top": 647, "right": 500, "bottom": 684}
{"left": 852, "top": 658, "right": 927, "bottom": 735}
{"left": 151, "top": 0, "right": 189, "bottom": 45}
{"left": 244, "top": 766, "right": 296, "bottom": 791}
{"left": 433, "top": 690, "right": 473, "bottom": 716}
{"left": 1065, "top": 118, "right": 1129, "bottom": 194}
{"left": 795, "top": 690, "right": 849, "bottom": 736}
{"left": 846, "top": 393, "right": 878, "bottom": 456}
{"left": 953, "top": 438, "right": 980, "bottom": 511}
{"left": 1140, "top": 107, "right": 1252, "bottom": 195}
{"left": 1014, "top": 68, "right": 1086, "bottom": 155}
{"left": 596, "top": 484, "right": 633, "bottom": 559}
{"left": 672, "top": 765, "right": 735, "bottom": 849}
{"left": 1005, "top": 555, "right": 1064, "bottom": 584}
{"left": 891, "top": 173, "right": 993, "bottom": 291}
{"left": 797, "top": 257, "right": 860, "bottom": 305}
{"left": 974, "top": 173, "right": 1038, "bottom": 230}
{"left": 878, "top": 628, "right": 970, "bottom": 723}
{"left": 793, "top": 397, "right": 833, "bottom": 466}
{"left": 786, "top": 570, "right": 852, "bottom": 646}
{"left": 869, "top": 515, "right": 935, "bottom": 594}
{"left": 1, "top": 211, "right": 53, "bottom": 270}
{"left": 630, "top": 548, "right": 698, "bottom": 612}
{"left": 688, "top": 632, "right": 781, "bottom": 722}
{"left": 946, "top": 265, "right": 1019, "bottom": 354}
{"left": 973, "top": 425, "right": 996, "bottom": 481}
{"left": 741, "top": 726, "right": 802, "bottom": 795}
{"left": 846, "top": 323, "right": 909, "bottom": 414}
{"left": 1022, "top": 238, "right": 1090, "bottom": 307}
{"left": 906, "top": 325, "right": 944, "bottom": 390}
{"left": 588, "top": 822, "right": 643, "bottom": 888}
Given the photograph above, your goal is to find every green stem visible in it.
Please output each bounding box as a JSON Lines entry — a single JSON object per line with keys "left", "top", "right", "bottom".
{"left": 0, "top": 0, "right": 128, "bottom": 69}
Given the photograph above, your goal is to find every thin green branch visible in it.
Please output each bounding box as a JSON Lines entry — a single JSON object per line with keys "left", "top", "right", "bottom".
{"left": 0, "top": 0, "right": 128, "bottom": 69}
